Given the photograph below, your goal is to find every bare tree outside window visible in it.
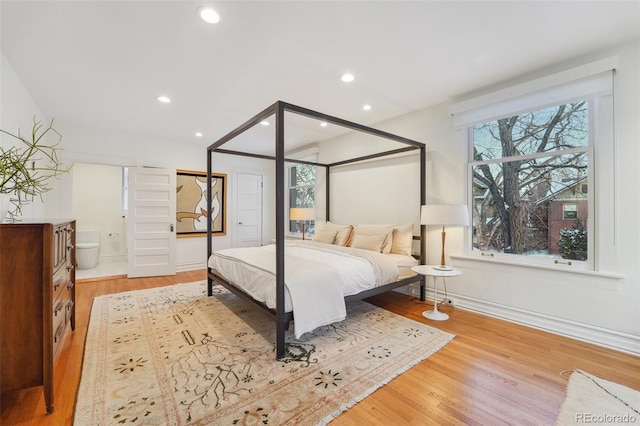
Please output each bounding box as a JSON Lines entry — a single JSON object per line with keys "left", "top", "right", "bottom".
{"left": 471, "top": 102, "right": 589, "bottom": 260}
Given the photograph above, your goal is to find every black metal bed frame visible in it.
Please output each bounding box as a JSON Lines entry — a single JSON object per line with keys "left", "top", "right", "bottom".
{"left": 207, "top": 101, "right": 426, "bottom": 359}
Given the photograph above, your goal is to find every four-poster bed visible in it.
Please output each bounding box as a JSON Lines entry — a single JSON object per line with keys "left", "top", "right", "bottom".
{"left": 207, "top": 101, "right": 427, "bottom": 359}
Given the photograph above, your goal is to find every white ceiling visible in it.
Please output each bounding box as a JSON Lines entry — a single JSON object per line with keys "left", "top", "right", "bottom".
{"left": 2, "top": 1, "right": 639, "bottom": 150}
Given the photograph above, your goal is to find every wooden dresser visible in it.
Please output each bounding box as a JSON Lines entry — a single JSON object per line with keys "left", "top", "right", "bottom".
{"left": 0, "top": 219, "right": 76, "bottom": 414}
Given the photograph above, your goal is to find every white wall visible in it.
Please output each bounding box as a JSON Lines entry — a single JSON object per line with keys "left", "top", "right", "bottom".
{"left": 316, "top": 119, "right": 427, "bottom": 235}
{"left": 360, "top": 40, "right": 638, "bottom": 354}
{"left": 1, "top": 54, "right": 60, "bottom": 218}
{"left": 322, "top": 153, "right": 421, "bottom": 230}
{"left": 1, "top": 55, "right": 44, "bottom": 144}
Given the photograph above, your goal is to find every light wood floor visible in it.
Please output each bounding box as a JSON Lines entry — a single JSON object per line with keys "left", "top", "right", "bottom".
{"left": 1, "top": 270, "right": 638, "bottom": 425}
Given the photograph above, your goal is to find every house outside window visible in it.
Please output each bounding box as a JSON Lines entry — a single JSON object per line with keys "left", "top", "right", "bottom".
{"left": 288, "top": 164, "right": 316, "bottom": 236}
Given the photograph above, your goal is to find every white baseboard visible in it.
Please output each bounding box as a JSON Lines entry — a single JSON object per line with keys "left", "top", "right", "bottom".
{"left": 404, "top": 284, "right": 639, "bottom": 356}
{"left": 96, "top": 258, "right": 205, "bottom": 272}
{"left": 98, "top": 255, "right": 127, "bottom": 263}
{"left": 177, "top": 261, "right": 207, "bottom": 273}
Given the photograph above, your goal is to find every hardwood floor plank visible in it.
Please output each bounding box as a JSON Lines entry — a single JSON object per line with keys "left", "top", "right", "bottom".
{"left": 1, "top": 270, "right": 638, "bottom": 425}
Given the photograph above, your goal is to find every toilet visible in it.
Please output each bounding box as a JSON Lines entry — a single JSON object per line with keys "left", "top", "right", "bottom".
{"left": 76, "top": 230, "right": 100, "bottom": 269}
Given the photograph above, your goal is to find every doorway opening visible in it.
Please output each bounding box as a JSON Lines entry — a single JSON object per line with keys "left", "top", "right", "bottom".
{"left": 71, "top": 163, "right": 127, "bottom": 280}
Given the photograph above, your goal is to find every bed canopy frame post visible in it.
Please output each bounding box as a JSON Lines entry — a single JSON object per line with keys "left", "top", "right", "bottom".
{"left": 207, "top": 136, "right": 213, "bottom": 296}
{"left": 325, "top": 165, "right": 331, "bottom": 221}
{"left": 274, "top": 102, "right": 287, "bottom": 359}
{"left": 419, "top": 145, "right": 427, "bottom": 300}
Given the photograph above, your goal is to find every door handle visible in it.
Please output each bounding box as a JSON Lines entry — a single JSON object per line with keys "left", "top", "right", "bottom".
{"left": 170, "top": 224, "right": 175, "bottom": 232}
{"left": 238, "top": 221, "right": 243, "bottom": 225}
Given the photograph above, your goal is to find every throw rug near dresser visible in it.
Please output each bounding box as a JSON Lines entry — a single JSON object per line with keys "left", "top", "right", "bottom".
{"left": 74, "top": 280, "right": 454, "bottom": 425}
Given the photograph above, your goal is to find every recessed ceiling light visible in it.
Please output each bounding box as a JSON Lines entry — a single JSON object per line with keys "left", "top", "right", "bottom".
{"left": 341, "top": 73, "right": 354, "bottom": 83}
{"left": 260, "top": 120, "right": 270, "bottom": 126}
{"left": 157, "top": 95, "right": 171, "bottom": 103}
{"left": 198, "top": 6, "right": 221, "bottom": 24}
{"left": 362, "top": 104, "right": 372, "bottom": 111}
{"left": 320, "top": 121, "right": 328, "bottom": 127}
{"left": 195, "top": 132, "right": 203, "bottom": 137}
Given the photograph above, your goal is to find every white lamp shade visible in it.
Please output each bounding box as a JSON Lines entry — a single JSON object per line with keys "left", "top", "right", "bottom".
{"left": 290, "top": 208, "right": 315, "bottom": 221}
{"left": 420, "top": 204, "right": 469, "bottom": 226}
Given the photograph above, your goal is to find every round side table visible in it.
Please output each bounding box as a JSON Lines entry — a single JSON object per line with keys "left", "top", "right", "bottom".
{"left": 411, "top": 265, "right": 461, "bottom": 321}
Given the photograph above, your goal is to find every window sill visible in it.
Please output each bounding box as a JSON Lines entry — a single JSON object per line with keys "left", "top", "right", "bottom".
{"left": 450, "top": 254, "right": 625, "bottom": 291}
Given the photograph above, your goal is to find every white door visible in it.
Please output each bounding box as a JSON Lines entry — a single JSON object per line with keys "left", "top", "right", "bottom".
{"left": 236, "top": 173, "right": 263, "bottom": 247}
{"left": 127, "top": 167, "right": 176, "bottom": 277}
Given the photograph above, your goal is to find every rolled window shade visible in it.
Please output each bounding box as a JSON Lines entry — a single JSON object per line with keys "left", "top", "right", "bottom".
{"left": 448, "top": 56, "right": 618, "bottom": 129}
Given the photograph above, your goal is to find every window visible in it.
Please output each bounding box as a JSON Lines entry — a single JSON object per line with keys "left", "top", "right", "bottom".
{"left": 451, "top": 57, "right": 617, "bottom": 270}
{"left": 470, "top": 102, "right": 590, "bottom": 263}
{"left": 287, "top": 164, "right": 316, "bottom": 236}
{"left": 563, "top": 204, "right": 578, "bottom": 220}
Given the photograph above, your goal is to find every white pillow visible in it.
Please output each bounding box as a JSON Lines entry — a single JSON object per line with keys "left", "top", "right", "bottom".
{"left": 352, "top": 224, "right": 394, "bottom": 253}
{"left": 391, "top": 223, "right": 414, "bottom": 256}
{"left": 312, "top": 229, "right": 338, "bottom": 244}
{"left": 321, "top": 222, "right": 353, "bottom": 246}
{"left": 350, "top": 233, "right": 388, "bottom": 252}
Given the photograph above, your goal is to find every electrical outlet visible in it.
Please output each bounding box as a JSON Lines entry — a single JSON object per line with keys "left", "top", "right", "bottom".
{"left": 407, "top": 285, "right": 421, "bottom": 296}
{"left": 444, "top": 298, "right": 455, "bottom": 306}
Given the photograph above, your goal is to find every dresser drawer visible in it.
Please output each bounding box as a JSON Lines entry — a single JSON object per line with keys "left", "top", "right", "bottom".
{"left": 52, "top": 294, "right": 67, "bottom": 358}
{"left": 53, "top": 276, "right": 74, "bottom": 357}
{"left": 52, "top": 264, "right": 70, "bottom": 302}
{"left": 64, "top": 280, "right": 75, "bottom": 324}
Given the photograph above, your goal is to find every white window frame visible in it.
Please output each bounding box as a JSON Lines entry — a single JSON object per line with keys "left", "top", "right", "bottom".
{"left": 450, "top": 57, "right": 618, "bottom": 273}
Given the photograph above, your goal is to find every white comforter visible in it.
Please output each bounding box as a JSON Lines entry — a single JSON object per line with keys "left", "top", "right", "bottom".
{"left": 208, "top": 240, "right": 400, "bottom": 338}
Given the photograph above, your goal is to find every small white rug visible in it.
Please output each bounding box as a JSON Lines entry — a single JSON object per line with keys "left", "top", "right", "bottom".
{"left": 556, "top": 369, "right": 640, "bottom": 425}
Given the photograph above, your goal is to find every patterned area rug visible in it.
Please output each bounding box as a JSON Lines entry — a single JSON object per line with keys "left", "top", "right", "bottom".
{"left": 556, "top": 370, "right": 640, "bottom": 425}
{"left": 74, "top": 281, "right": 454, "bottom": 425}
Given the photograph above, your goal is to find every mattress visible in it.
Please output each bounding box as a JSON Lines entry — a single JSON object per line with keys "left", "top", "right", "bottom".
{"left": 208, "top": 240, "right": 418, "bottom": 314}
{"left": 386, "top": 253, "right": 420, "bottom": 278}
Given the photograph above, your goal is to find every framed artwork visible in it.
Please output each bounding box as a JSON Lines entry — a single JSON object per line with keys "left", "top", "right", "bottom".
{"left": 176, "top": 169, "right": 226, "bottom": 237}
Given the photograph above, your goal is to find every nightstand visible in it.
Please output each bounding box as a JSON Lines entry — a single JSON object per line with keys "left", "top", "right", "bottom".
{"left": 410, "top": 265, "right": 461, "bottom": 321}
